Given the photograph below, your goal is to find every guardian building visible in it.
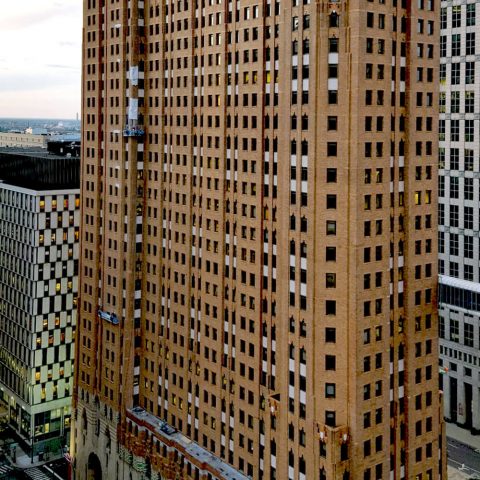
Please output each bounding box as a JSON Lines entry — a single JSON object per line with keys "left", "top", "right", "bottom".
{"left": 73, "top": 0, "right": 446, "bottom": 478}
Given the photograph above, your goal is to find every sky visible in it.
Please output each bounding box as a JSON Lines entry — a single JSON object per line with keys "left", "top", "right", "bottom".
{"left": 0, "top": 0, "right": 82, "bottom": 119}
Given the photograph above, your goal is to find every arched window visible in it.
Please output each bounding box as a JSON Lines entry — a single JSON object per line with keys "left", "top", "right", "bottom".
{"left": 330, "top": 11, "right": 339, "bottom": 27}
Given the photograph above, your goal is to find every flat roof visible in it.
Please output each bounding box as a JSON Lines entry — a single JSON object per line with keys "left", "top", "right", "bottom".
{"left": 0, "top": 148, "right": 80, "bottom": 190}
{"left": 127, "top": 407, "right": 250, "bottom": 480}
{"left": 0, "top": 146, "right": 78, "bottom": 159}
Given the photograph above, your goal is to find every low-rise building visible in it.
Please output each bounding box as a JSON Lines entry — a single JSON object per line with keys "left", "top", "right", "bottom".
{"left": 0, "top": 132, "right": 47, "bottom": 149}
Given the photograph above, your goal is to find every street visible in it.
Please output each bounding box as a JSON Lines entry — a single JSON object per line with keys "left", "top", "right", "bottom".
{"left": 43, "top": 458, "right": 68, "bottom": 479}
{"left": 17, "top": 458, "right": 67, "bottom": 479}
{"left": 448, "top": 436, "right": 480, "bottom": 478}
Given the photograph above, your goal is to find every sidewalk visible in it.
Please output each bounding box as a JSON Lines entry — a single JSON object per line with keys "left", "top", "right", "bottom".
{"left": 4, "top": 439, "right": 63, "bottom": 470}
{"left": 447, "top": 422, "right": 480, "bottom": 451}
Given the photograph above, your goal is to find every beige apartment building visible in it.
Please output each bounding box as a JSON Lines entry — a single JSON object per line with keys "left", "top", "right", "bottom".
{"left": 0, "top": 132, "right": 48, "bottom": 149}
{"left": 73, "top": 0, "right": 446, "bottom": 479}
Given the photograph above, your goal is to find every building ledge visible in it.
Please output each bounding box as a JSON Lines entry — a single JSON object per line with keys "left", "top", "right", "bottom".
{"left": 127, "top": 407, "right": 249, "bottom": 480}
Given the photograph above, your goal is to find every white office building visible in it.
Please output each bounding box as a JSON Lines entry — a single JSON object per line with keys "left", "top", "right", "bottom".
{"left": 439, "top": 1, "right": 480, "bottom": 433}
{"left": 0, "top": 149, "right": 79, "bottom": 456}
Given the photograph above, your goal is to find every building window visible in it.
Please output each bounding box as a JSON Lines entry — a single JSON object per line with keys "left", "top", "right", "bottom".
{"left": 439, "top": 316, "right": 445, "bottom": 339}
{"left": 451, "top": 91, "right": 460, "bottom": 113}
{"left": 464, "top": 206, "right": 473, "bottom": 229}
{"left": 329, "top": 38, "right": 338, "bottom": 53}
{"left": 467, "top": 3, "right": 476, "bottom": 26}
{"left": 329, "top": 12, "right": 339, "bottom": 27}
{"left": 438, "top": 177, "right": 445, "bottom": 197}
{"left": 451, "top": 63, "right": 460, "bottom": 84}
{"left": 450, "top": 233, "right": 459, "bottom": 256}
{"left": 465, "top": 323, "right": 474, "bottom": 347}
{"left": 464, "top": 178, "right": 474, "bottom": 200}
{"left": 325, "top": 383, "right": 336, "bottom": 398}
{"left": 440, "top": 36, "right": 448, "bottom": 57}
{"left": 450, "top": 177, "right": 459, "bottom": 199}
{"left": 438, "top": 206, "right": 445, "bottom": 227}
{"left": 452, "top": 34, "right": 461, "bottom": 56}
{"left": 326, "top": 273, "right": 336, "bottom": 288}
{"left": 452, "top": 6, "right": 461, "bottom": 28}
{"left": 466, "top": 33, "right": 476, "bottom": 55}
{"left": 440, "top": 64, "right": 446, "bottom": 82}
{"left": 440, "top": 8, "right": 447, "bottom": 28}
{"left": 325, "top": 327, "right": 336, "bottom": 342}
{"left": 450, "top": 319, "right": 459, "bottom": 342}
{"left": 326, "top": 221, "right": 336, "bottom": 235}
{"left": 466, "top": 62, "right": 475, "bottom": 85}
{"left": 438, "top": 92, "right": 447, "bottom": 112}
{"left": 366, "top": 12, "right": 374, "bottom": 28}
{"left": 450, "top": 204, "right": 459, "bottom": 227}
{"left": 464, "top": 235, "right": 474, "bottom": 259}
{"left": 450, "top": 262, "right": 459, "bottom": 277}
{"left": 292, "top": 16, "right": 299, "bottom": 31}
{"left": 326, "top": 168, "right": 337, "bottom": 182}
{"left": 328, "top": 90, "right": 338, "bottom": 104}
{"left": 451, "top": 119, "right": 460, "bottom": 141}
{"left": 327, "top": 116, "right": 338, "bottom": 131}
{"left": 465, "top": 264, "right": 474, "bottom": 281}
{"left": 364, "top": 412, "right": 371, "bottom": 428}
{"left": 327, "top": 142, "right": 337, "bottom": 156}
{"left": 465, "top": 92, "right": 475, "bottom": 114}
{"left": 366, "top": 38, "right": 373, "bottom": 53}
{"left": 326, "top": 300, "right": 336, "bottom": 315}
{"left": 450, "top": 148, "right": 460, "bottom": 169}
{"left": 364, "top": 440, "right": 371, "bottom": 457}
{"left": 364, "top": 384, "right": 371, "bottom": 400}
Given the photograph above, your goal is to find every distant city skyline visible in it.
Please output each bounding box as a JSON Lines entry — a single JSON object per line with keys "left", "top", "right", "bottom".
{"left": 0, "top": 1, "right": 81, "bottom": 119}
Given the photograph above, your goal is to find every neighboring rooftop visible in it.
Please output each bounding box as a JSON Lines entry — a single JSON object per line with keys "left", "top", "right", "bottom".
{"left": 0, "top": 147, "right": 80, "bottom": 191}
{"left": 25, "top": 127, "right": 48, "bottom": 135}
{"left": 127, "top": 407, "right": 250, "bottom": 480}
{"left": 47, "top": 140, "right": 81, "bottom": 157}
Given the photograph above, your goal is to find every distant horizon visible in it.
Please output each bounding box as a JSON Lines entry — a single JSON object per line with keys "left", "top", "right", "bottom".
{"left": 0, "top": 116, "right": 79, "bottom": 121}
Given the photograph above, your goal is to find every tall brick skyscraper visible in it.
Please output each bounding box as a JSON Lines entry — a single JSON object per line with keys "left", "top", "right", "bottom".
{"left": 73, "top": 0, "right": 446, "bottom": 478}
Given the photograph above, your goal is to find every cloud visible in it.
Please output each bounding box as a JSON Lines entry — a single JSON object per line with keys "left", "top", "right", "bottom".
{"left": 58, "top": 41, "right": 77, "bottom": 47}
{"left": 0, "top": 2, "right": 81, "bottom": 31}
{"left": 0, "top": 1, "right": 81, "bottom": 117}
{"left": 46, "top": 64, "right": 80, "bottom": 71}
{"left": 0, "top": 10, "right": 61, "bottom": 31}
{"left": 0, "top": 86, "right": 80, "bottom": 119}
{"left": 0, "top": 71, "right": 79, "bottom": 93}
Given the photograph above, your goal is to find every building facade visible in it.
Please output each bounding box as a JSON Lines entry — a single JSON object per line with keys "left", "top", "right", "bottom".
{"left": 438, "top": 1, "right": 480, "bottom": 434}
{"left": 74, "top": 0, "right": 446, "bottom": 479}
{"left": 0, "top": 132, "right": 47, "bottom": 149}
{"left": 0, "top": 151, "right": 80, "bottom": 457}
